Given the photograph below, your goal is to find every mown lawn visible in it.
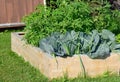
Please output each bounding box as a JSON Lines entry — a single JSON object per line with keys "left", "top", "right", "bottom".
{"left": 0, "top": 29, "right": 120, "bottom": 82}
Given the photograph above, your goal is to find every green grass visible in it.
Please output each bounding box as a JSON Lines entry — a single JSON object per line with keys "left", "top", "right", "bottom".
{"left": 0, "top": 30, "right": 120, "bottom": 82}
{"left": 0, "top": 30, "right": 48, "bottom": 82}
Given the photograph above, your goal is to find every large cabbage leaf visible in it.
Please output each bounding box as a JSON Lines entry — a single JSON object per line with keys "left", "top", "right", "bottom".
{"left": 39, "top": 29, "right": 120, "bottom": 59}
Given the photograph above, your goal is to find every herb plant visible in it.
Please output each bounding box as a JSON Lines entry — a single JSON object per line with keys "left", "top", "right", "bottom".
{"left": 23, "top": 1, "right": 92, "bottom": 46}
{"left": 23, "top": 1, "right": 120, "bottom": 46}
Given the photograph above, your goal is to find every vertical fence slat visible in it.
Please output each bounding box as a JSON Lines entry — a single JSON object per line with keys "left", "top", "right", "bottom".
{"left": 26, "top": 0, "right": 34, "bottom": 15}
{"left": 34, "top": 0, "right": 41, "bottom": 10}
{"left": 0, "top": 0, "right": 7, "bottom": 23}
{"left": 12, "top": 0, "right": 19, "bottom": 22}
{"left": 39, "top": 0, "right": 44, "bottom": 4}
{"left": 19, "top": 0, "right": 26, "bottom": 20}
{"left": 6, "top": 0, "right": 14, "bottom": 23}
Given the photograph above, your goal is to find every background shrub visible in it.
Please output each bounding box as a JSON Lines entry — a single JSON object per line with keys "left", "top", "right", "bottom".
{"left": 23, "top": 1, "right": 120, "bottom": 46}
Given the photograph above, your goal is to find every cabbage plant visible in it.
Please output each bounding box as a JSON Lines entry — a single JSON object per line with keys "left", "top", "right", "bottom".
{"left": 39, "top": 29, "right": 120, "bottom": 59}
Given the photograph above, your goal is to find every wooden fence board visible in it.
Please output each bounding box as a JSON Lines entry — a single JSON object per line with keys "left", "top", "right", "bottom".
{"left": 0, "top": 0, "right": 7, "bottom": 23}
{"left": 0, "top": 0, "right": 43, "bottom": 24}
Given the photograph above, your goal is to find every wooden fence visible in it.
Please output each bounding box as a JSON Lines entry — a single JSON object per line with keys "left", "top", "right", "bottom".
{"left": 0, "top": 0, "right": 43, "bottom": 24}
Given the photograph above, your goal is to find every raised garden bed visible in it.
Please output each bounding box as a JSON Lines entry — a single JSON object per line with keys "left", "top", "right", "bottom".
{"left": 11, "top": 32, "right": 120, "bottom": 79}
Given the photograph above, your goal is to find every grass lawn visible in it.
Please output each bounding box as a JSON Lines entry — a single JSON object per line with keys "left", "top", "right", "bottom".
{"left": 0, "top": 29, "right": 120, "bottom": 82}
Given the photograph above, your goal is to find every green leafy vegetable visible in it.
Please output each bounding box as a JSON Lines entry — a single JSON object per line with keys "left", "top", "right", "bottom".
{"left": 39, "top": 29, "right": 120, "bottom": 59}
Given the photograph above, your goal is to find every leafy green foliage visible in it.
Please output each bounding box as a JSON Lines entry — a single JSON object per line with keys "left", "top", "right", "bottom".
{"left": 39, "top": 29, "right": 120, "bottom": 59}
{"left": 0, "top": 30, "right": 48, "bottom": 82}
{"left": 23, "top": 1, "right": 92, "bottom": 46}
{"left": 91, "top": 4, "right": 120, "bottom": 33}
{"left": 47, "top": 0, "right": 108, "bottom": 8}
{"left": 116, "top": 34, "right": 120, "bottom": 43}
{"left": 1, "top": 29, "right": 120, "bottom": 82}
{"left": 23, "top": 1, "right": 120, "bottom": 46}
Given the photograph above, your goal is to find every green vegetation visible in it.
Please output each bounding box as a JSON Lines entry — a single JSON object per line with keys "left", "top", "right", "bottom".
{"left": 23, "top": 1, "right": 92, "bottom": 46}
{"left": 52, "top": 75, "right": 120, "bottom": 82}
{"left": 0, "top": 30, "right": 120, "bottom": 82}
{"left": 23, "top": 1, "right": 120, "bottom": 46}
{"left": 47, "top": 0, "right": 108, "bottom": 8}
{"left": 116, "top": 34, "right": 120, "bottom": 43}
{"left": 0, "top": 30, "right": 48, "bottom": 82}
{"left": 39, "top": 29, "right": 120, "bottom": 58}
{"left": 1, "top": 0, "right": 119, "bottom": 81}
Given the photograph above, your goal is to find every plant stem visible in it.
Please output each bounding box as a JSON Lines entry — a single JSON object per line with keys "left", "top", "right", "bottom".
{"left": 79, "top": 55, "right": 86, "bottom": 78}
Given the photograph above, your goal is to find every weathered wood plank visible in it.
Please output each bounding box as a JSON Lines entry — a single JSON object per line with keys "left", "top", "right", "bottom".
{"left": 0, "top": 23, "right": 25, "bottom": 28}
